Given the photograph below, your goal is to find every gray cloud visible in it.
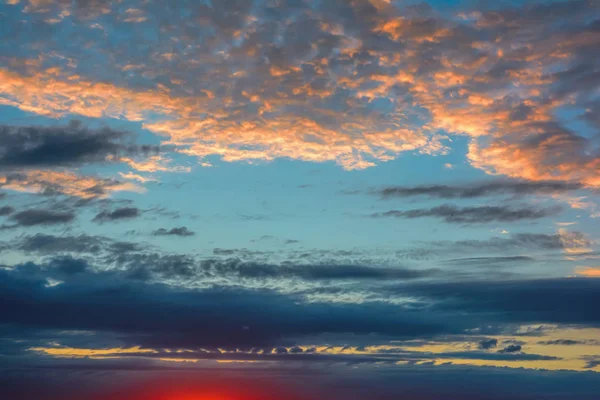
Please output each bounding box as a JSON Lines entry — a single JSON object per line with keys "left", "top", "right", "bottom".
{"left": 6, "top": 209, "right": 75, "bottom": 227}
{"left": 199, "top": 259, "right": 440, "bottom": 282}
{"left": 17, "top": 233, "right": 142, "bottom": 255}
{"left": 499, "top": 344, "right": 522, "bottom": 353}
{"left": 0, "top": 206, "right": 14, "bottom": 216}
{"left": 370, "top": 205, "right": 561, "bottom": 224}
{"left": 152, "top": 227, "right": 195, "bottom": 237}
{"left": 93, "top": 207, "right": 140, "bottom": 223}
{"left": 375, "top": 181, "right": 583, "bottom": 199}
{"left": 478, "top": 338, "right": 498, "bottom": 350}
{"left": 0, "top": 121, "right": 157, "bottom": 170}
{"left": 538, "top": 340, "right": 583, "bottom": 346}
{"left": 443, "top": 256, "right": 535, "bottom": 267}
{"left": 434, "top": 232, "right": 591, "bottom": 253}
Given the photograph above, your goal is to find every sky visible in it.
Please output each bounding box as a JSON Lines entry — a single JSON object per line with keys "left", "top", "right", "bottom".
{"left": 0, "top": 0, "right": 600, "bottom": 398}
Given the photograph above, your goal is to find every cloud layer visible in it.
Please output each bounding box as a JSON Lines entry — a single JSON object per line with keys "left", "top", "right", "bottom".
{"left": 0, "top": 0, "right": 597, "bottom": 183}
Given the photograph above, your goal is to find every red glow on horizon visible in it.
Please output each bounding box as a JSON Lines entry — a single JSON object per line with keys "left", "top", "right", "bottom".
{"left": 93, "top": 374, "right": 311, "bottom": 400}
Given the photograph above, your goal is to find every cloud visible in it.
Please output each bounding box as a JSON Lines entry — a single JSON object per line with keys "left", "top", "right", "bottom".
{"left": 438, "top": 231, "right": 591, "bottom": 254}
{"left": 0, "top": 206, "right": 14, "bottom": 216}
{"left": 152, "top": 227, "right": 195, "bottom": 237}
{"left": 391, "top": 278, "right": 600, "bottom": 326}
{"left": 538, "top": 340, "right": 583, "bottom": 346}
{"left": 199, "top": 259, "right": 440, "bottom": 282}
{"left": 0, "top": 121, "right": 156, "bottom": 170}
{"left": 478, "top": 338, "right": 498, "bottom": 350}
{"left": 6, "top": 209, "right": 75, "bottom": 227}
{"left": 20, "top": 0, "right": 113, "bottom": 19}
{"left": 46, "top": 256, "right": 89, "bottom": 275}
{"left": 93, "top": 207, "right": 140, "bottom": 223}
{"left": 0, "top": 170, "right": 143, "bottom": 198}
{"left": 1, "top": 0, "right": 597, "bottom": 183}
{"left": 575, "top": 267, "right": 600, "bottom": 278}
{"left": 16, "top": 233, "right": 141, "bottom": 255}
{"left": 0, "top": 265, "right": 459, "bottom": 349}
{"left": 376, "top": 181, "right": 583, "bottom": 199}
{"left": 443, "top": 256, "right": 535, "bottom": 267}
{"left": 499, "top": 344, "right": 522, "bottom": 353}
{"left": 370, "top": 204, "right": 561, "bottom": 223}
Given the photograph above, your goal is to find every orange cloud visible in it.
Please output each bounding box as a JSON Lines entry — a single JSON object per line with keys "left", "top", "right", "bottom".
{"left": 0, "top": 170, "right": 143, "bottom": 198}
{"left": 575, "top": 267, "right": 600, "bottom": 278}
{"left": 1, "top": 0, "right": 598, "bottom": 183}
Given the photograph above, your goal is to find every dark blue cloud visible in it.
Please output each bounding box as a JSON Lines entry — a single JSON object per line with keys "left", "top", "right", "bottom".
{"left": 93, "top": 207, "right": 140, "bottom": 223}
{"left": 5, "top": 209, "right": 76, "bottom": 227}
{"left": 0, "top": 121, "right": 157, "bottom": 170}
{"left": 370, "top": 204, "right": 562, "bottom": 224}
{"left": 0, "top": 265, "right": 460, "bottom": 349}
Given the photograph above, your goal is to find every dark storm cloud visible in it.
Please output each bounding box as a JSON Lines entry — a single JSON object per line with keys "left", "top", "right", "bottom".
{"left": 375, "top": 181, "right": 583, "bottom": 199}
{"left": 6, "top": 209, "right": 75, "bottom": 227}
{"left": 93, "top": 207, "right": 140, "bottom": 223}
{"left": 0, "top": 121, "right": 157, "bottom": 170}
{"left": 152, "top": 227, "right": 195, "bottom": 237}
{"left": 370, "top": 205, "right": 561, "bottom": 224}
{"left": 0, "top": 206, "right": 14, "bottom": 216}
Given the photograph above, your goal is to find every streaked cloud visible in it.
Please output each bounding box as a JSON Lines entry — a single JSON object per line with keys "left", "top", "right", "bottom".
{"left": 375, "top": 181, "right": 583, "bottom": 199}
{"left": 5, "top": 208, "right": 75, "bottom": 227}
{"left": 370, "top": 204, "right": 561, "bottom": 223}
{"left": 92, "top": 206, "right": 140, "bottom": 223}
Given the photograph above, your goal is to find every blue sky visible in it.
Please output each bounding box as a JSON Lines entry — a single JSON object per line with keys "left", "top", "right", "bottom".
{"left": 0, "top": 0, "right": 599, "bottom": 398}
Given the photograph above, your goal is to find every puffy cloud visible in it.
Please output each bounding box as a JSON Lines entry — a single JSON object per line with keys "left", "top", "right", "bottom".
{"left": 1, "top": 0, "right": 597, "bottom": 181}
{"left": 0, "top": 121, "right": 157, "bottom": 170}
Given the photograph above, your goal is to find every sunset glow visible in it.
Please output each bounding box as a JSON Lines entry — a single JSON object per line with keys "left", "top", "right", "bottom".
{"left": 1, "top": 0, "right": 600, "bottom": 399}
